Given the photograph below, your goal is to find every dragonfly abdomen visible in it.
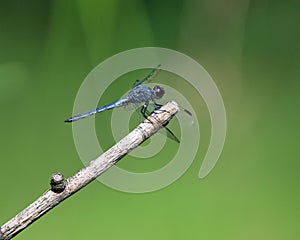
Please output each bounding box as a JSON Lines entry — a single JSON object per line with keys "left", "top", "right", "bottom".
{"left": 96, "top": 97, "right": 130, "bottom": 112}
{"left": 64, "top": 97, "right": 131, "bottom": 122}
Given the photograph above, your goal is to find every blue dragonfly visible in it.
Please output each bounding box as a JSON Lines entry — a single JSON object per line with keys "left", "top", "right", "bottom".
{"left": 64, "top": 65, "right": 191, "bottom": 143}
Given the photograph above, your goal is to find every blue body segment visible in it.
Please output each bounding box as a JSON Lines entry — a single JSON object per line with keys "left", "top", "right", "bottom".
{"left": 64, "top": 98, "right": 130, "bottom": 122}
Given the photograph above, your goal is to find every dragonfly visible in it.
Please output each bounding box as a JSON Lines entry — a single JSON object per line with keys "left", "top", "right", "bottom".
{"left": 64, "top": 64, "right": 191, "bottom": 143}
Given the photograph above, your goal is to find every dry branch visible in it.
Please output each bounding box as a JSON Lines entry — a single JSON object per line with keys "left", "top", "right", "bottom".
{"left": 0, "top": 101, "right": 179, "bottom": 240}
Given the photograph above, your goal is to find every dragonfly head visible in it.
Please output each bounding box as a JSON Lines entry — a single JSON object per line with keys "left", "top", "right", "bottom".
{"left": 153, "top": 85, "right": 165, "bottom": 99}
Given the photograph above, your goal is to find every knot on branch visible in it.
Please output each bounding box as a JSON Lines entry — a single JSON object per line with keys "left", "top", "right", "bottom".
{"left": 50, "top": 173, "right": 66, "bottom": 193}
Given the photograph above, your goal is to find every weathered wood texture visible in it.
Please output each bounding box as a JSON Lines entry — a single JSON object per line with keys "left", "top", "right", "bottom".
{"left": 0, "top": 101, "right": 179, "bottom": 240}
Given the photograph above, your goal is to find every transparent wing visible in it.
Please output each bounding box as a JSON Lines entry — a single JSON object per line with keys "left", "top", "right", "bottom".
{"left": 159, "top": 124, "right": 181, "bottom": 143}
{"left": 133, "top": 64, "right": 161, "bottom": 87}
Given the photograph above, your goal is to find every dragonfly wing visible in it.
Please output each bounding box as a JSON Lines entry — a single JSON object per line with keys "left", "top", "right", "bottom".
{"left": 133, "top": 64, "right": 161, "bottom": 87}
{"left": 160, "top": 125, "right": 180, "bottom": 143}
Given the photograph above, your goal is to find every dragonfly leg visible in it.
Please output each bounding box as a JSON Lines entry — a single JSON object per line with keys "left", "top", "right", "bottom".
{"left": 153, "top": 102, "right": 170, "bottom": 116}
{"left": 140, "top": 102, "right": 149, "bottom": 119}
{"left": 141, "top": 102, "right": 164, "bottom": 119}
{"left": 140, "top": 102, "right": 162, "bottom": 126}
{"left": 141, "top": 102, "right": 180, "bottom": 143}
{"left": 154, "top": 102, "right": 163, "bottom": 110}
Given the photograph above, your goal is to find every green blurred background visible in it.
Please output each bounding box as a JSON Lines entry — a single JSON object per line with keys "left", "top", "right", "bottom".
{"left": 0, "top": 0, "right": 299, "bottom": 239}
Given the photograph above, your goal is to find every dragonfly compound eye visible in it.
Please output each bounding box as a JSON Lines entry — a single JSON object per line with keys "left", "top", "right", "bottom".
{"left": 153, "top": 85, "right": 165, "bottom": 99}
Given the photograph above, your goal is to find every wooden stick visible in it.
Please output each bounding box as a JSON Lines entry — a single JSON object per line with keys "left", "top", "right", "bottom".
{"left": 0, "top": 101, "right": 179, "bottom": 240}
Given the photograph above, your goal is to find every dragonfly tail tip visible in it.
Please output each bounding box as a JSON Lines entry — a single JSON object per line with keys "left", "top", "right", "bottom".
{"left": 64, "top": 118, "right": 72, "bottom": 123}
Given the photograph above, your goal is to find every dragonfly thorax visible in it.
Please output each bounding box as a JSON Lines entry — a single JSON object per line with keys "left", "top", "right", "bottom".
{"left": 153, "top": 85, "right": 165, "bottom": 99}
